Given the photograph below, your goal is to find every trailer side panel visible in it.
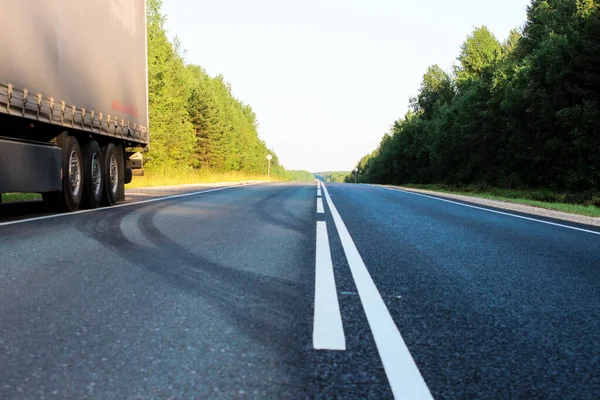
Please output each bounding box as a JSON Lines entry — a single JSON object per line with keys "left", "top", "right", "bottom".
{"left": 0, "top": 0, "right": 148, "bottom": 145}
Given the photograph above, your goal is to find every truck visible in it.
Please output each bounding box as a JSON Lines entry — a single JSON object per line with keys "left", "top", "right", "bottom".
{"left": 0, "top": 0, "right": 149, "bottom": 212}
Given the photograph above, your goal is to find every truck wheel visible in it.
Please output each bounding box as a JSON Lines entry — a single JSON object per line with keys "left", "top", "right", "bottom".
{"left": 80, "top": 140, "right": 104, "bottom": 209}
{"left": 101, "top": 143, "right": 120, "bottom": 206}
{"left": 43, "top": 136, "right": 84, "bottom": 212}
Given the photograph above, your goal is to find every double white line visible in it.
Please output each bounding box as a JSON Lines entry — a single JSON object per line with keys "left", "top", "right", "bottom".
{"left": 313, "top": 181, "right": 433, "bottom": 400}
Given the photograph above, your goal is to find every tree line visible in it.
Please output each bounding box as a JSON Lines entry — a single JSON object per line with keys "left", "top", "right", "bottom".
{"left": 146, "top": 0, "right": 298, "bottom": 179}
{"left": 315, "top": 172, "right": 350, "bottom": 183}
{"left": 287, "top": 170, "right": 316, "bottom": 181}
{"left": 348, "top": 0, "right": 600, "bottom": 203}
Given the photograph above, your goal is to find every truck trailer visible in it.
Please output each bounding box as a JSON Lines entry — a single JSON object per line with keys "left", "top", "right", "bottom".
{"left": 0, "top": 0, "right": 149, "bottom": 211}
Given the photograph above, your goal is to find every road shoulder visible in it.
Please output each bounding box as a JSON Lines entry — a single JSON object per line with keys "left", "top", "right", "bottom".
{"left": 381, "top": 185, "right": 600, "bottom": 228}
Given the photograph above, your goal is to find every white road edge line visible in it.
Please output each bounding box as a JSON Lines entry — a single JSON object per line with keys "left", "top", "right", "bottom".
{"left": 313, "top": 221, "right": 346, "bottom": 350}
{"left": 317, "top": 197, "right": 324, "bottom": 213}
{"left": 386, "top": 187, "right": 600, "bottom": 236}
{"left": 0, "top": 184, "right": 257, "bottom": 228}
{"left": 321, "top": 182, "right": 433, "bottom": 400}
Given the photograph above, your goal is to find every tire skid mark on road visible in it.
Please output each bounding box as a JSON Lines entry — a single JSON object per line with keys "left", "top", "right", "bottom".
{"left": 73, "top": 198, "right": 306, "bottom": 357}
{"left": 253, "top": 185, "right": 310, "bottom": 234}
{"left": 0, "top": 185, "right": 252, "bottom": 228}
{"left": 321, "top": 182, "right": 434, "bottom": 400}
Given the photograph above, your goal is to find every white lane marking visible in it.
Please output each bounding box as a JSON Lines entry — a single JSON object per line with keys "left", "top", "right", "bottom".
{"left": 0, "top": 185, "right": 255, "bottom": 228}
{"left": 317, "top": 197, "right": 324, "bottom": 213}
{"left": 313, "top": 221, "right": 346, "bottom": 350}
{"left": 317, "top": 188, "right": 322, "bottom": 197}
{"left": 387, "top": 187, "right": 600, "bottom": 237}
{"left": 321, "top": 183, "right": 433, "bottom": 400}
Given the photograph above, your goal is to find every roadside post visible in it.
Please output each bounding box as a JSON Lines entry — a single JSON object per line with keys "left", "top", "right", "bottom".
{"left": 267, "top": 154, "right": 272, "bottom": 180}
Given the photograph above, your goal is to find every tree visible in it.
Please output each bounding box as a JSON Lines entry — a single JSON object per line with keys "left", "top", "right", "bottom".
{"left": 351, "top": 1, "right": 600, "bottom": 201}
{"left": 457, "top": 26, "right": 502, "bottom": 83}
{"left": 186, "top": 64, "right": 285, "bottom": 176}
{"left": 412, "top": 65, "right": 454, "bottom": 120}
{"left": 145, "top": 0, "right": 196, "bottom": 172}
{"left": 142, "top": 0, "right": 288, "bottom": 178}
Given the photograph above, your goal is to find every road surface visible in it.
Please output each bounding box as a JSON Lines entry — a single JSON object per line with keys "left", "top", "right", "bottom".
{"left": 1, "top": 182, "right": 598, "bottom": 399}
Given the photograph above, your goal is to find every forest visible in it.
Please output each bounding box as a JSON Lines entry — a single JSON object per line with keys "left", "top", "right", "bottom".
{"left": 348, "top": 0, "right": 600, "bottom": 205}
{"left": 145, "top": 0, "right": 303, "bottom": 180}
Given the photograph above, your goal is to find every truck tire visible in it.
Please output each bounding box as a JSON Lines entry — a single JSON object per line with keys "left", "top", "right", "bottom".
{"left": 42, "top": 136, "right": 84, "bottom": 212}
{"left": 101, "top": 143, "right": 121, "bottom": 206}
{"left": 125, "top": 167, "right": 133, "bottom": 185}
{"left": 80, "top": 140, "right": 104, "bottom": 209}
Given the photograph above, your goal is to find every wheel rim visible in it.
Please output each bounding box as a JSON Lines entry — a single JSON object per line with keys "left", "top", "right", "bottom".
{"left": 69, "top": 150, "right": 81, "bottom": 197}
{"left": 91, "top": 153, "right": 101, "bottom": 195}
{"left": 109, "top": 154, "right": 118, "bottom": 193}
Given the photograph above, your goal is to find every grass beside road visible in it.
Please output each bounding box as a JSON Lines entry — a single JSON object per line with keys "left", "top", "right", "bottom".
{"left": 126, "top": 170, "right": 275, "bottom": 189}
{"left": 398, "top": 184, "right": 600, "bottom": 218}
{"left": 1, "top": 193, "right": 42, "bottom": 203}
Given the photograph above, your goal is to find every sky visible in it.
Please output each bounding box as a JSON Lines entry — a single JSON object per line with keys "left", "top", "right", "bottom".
{"left": 162, "top": 0, "right": 531, "bottom": 172}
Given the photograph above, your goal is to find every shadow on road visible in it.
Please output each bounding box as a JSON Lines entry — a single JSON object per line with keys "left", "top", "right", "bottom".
{"left": 0, "top": 200, "right": 50, "bottom": 222}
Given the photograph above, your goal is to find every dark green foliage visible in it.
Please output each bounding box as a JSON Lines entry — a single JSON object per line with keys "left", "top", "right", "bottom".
{"left": 456, "top": 26, "right": 503, "bottom": 82}
{"left": 145, "top": 0, "right": 286, "bottom": 177}
{"left": 353, "top": 0, "right": 600, "bottom": 198}
{"left": 411, "top": 65, "right": 454, "bottom": 120}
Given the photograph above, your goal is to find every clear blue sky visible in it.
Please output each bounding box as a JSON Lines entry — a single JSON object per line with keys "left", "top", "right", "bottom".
{"left": 162, "top": 0, "right": 530, "bottom": 172}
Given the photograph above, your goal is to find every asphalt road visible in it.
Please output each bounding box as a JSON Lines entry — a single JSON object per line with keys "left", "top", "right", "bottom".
{"left": 0, "top": 182, "right": 599, "bottom": 399}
